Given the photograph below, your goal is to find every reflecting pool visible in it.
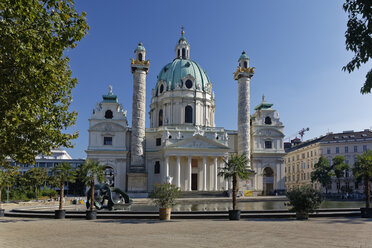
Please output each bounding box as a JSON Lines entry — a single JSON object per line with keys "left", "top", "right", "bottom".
{"left": 128, "top": 200, "right": 366, "bottom": 212}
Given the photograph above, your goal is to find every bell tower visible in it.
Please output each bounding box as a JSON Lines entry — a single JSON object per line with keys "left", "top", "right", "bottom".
{"left": 127, "top": 42, "right": 150, "bottom": 192}
{"left": 234, "top": 51, "right": 255, "bottom": 168}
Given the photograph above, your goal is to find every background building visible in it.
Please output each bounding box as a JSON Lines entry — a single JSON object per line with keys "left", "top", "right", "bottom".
{"left": 285, "top": 129, "right": 372, "bottom": 194}
{"left": 9, "top": 149, "right": 85, "bottom": 195}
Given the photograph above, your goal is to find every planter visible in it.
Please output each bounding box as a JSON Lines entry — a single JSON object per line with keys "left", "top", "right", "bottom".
{"left": 0, "top": 209, "right": 4, "bottom": 217}
{"left": 159, "top": 208, "right": 171, "bottom": 220}
{"left": 296, "top": 211, "right": 309, "bottom": 220}
{"left": 86, "top": 210, "right": 97, "bottom": 220}
{"left": 361, "top": 208, "right": 372, "bottom": 218}
{"left": 229, "top": 210, "right": 241, "bottom": 220}
{"left": 55, "top": 210, "right": 66, "bottom": 219}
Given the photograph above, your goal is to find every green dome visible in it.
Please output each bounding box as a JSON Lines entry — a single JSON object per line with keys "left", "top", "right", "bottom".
{"left": 135, "top": 42, "right": 145, "bottom": 52}
{"left": 239, "top": 51, "right": 249, "bottom": 60}
{"left": 156, "top": 59, "right": 211, "bottom": 94}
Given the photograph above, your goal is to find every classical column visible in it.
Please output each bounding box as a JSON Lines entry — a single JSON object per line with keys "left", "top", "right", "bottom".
{"left": 188, "top": 156, "right": 192, "bottom": 191}
{"left": 203, "top": 156, "right": 207, "bottom": 191}
{"left": 214, "top": 157, "right": 218, "bottom": 191}
{"left": 130, "top": 44, "right": 149, "bottom": 171}
{"left": 176, "top": 156, "right": 181, "bottom": 188}
{"left": 164, "top": 156, "right": 169, "bottom": 182}
{"left": 234, "top": 52, "right": 254, "bottom": 169}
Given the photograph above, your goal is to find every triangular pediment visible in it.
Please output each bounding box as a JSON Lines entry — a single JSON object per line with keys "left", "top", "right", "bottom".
{"left": 166, "top": 134, "right": 229, "bottom": 150}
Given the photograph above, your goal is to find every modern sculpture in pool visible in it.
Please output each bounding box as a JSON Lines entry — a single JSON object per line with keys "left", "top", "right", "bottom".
{"left": 86, "top": 183, "right": 133, "bottom": 210}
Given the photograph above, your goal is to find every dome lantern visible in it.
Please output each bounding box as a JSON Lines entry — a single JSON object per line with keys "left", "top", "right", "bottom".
{"left": 175, "top": 26, "right": 190, "bottom": 59}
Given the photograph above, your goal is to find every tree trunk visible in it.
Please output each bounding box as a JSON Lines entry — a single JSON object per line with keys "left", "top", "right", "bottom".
{"left": 365, "top": 175, "right": 370, "bottom": 209}
{"left": 59, "top": 183, "right": 64, "bottom": 210}
{"left": 232, "top": 174, "right": 237, "bottom": 210}
{"left": 0, "top": 187, "right": 2, "bottom": 209}
{"left": 90, "top": 179, "right": 94, "bottom": 211}
{"left": 337, "top": 178, "right": 340, "bottom": 194}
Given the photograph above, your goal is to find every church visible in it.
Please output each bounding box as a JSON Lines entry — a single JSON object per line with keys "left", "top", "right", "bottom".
{"left": 86, "top": 30, "right": 286, "bottom": 195}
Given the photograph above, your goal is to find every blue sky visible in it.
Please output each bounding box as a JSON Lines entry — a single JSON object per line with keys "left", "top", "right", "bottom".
{"left": 65, "top": 0, "right": 372, "bottom": 159}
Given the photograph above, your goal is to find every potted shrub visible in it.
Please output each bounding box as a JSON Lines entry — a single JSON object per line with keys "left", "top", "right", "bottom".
{"left": 286, "top": 185, "right": 322, "bottom": 220}
{"left": 0, "top": 163, "right": 19, "bottom": 217}
{"left": 149, "top": 183, "right": 181, "bottom": 220}
{"left": 352, "top": 150, "right": 372, "bottom": 218}
{"left": 77, "top": 159, "right": 106, "bottom": 220}
{"left": 50, "top": 162, "right": 76, "bottom": 219}
{"left": 218, "top": 153, "right": 254, "bottom": 220}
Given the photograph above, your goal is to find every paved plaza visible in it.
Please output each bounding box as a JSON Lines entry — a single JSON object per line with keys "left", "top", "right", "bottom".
{"left": 0, "top": 217, "right": 371, "bottom": 248}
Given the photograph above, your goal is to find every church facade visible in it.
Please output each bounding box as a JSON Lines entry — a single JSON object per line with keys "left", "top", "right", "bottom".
{"left": 86, "top": 31, "right": 285, "bottom": 195}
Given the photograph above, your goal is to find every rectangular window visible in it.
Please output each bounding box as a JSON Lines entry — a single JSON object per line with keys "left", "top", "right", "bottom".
{"left": 311, "top": 151, "right": 313, "bottom": 157}
{"left": 363, "top": 145, "right": 367, "bottom": 152}
{"left": 39, "top": 162, "right": 46, "bottom": 168}
{"left": 288, "top": 167, "right": 291, "bottom": 173}
{"left": 104, "top": 137, "right": 112, "bottom": 145}
{"left": 345, "top": 146, "right": 348, "bottom": 153}
{"left": 327, "top": 148, "right": 331, "bottom": 154}
{"left": 264, "top": 141, "right": 272, "bottom": 149}
{"left": 302, "top": 153, "right": 305, "bottom": 159}
{"left": 354, "top": 146, "right": 358, "bottom": 152}
{"left": 156, "top": 138, "right": 161, "bottom": 146}
{"left": 154, "top": 161, "right": 160, "bottom": 174}
{"left": 307, "top": 152, "right": 309, "bottom": 158}
{"left": 336, "top": 147, "right": 339, "bottom": 154}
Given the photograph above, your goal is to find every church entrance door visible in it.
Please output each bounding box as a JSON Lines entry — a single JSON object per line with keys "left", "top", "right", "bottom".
{"left": 191, "top": 173, "right": 198, "bottom": 190}
{"left": 263, "top": 167, "right": 274, "bottom": 195}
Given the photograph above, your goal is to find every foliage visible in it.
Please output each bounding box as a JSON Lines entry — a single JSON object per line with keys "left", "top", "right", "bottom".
{"left": 311, "top": 156, "right": 333, "bottom": 194}
{"left": 332, "top": 155, "right": 350, "bottom": 193}
{"left": 0, "top": 0, "right": 89, "bottom": 165}
{"left": 218, "top": 153, "right": 253, "bottom": 210}
{"left": 343, "top": 0, "right": 372, "bottom": 94}
{"left": 286, "top": 185, "right": 323, "bottom": 214}
{"left": 40, "top": 188, "right": 58, "bottom": 198}
{"left": 352, "top": 150, "right": 372, "bottom": 208}
{"left": 149, "top": 183, "right": 181, "bottom": 208}
{"left": 50, "top": 162, "right": 76, "bottom": 188}
{"left": 0, "top": 163, "right": 19, "bottom": 208}
{"left": 50, "top": 162, "right": 76, "bottom": 210}
{"left": 24, "top": 168, "right": 49, "bottom": 195}
{"left": 77, "top": 159, "right": 106, "bottom": 211}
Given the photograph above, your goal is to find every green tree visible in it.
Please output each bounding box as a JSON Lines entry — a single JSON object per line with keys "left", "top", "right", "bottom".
{"left": 332, "top": 155, "right": 350, "bottom": 194}
{"left": 25, "top": 167, "right": 48, "bottom": 196}
{"left": 78, "top": 159, "right": 106, "bottom": 212}
{"left": 50, "top": 162, "right": 76, "bottom": 210}
{"left": 218, "top": 153, "right": 254, "bottom": 210}
{"left": 311, "top": 156, "right": 333, "bottom": 194}
{"left": 0, "top": 0, "right": 89, "bottom": 165}
{"left": 353, "top": 150, "right": 372, "bottom": 209}
{"left": 0, "top": 163, "right": 19, "bottom": 209}
{"left": 343, "top": 0, "right": 372, "bottom": 94}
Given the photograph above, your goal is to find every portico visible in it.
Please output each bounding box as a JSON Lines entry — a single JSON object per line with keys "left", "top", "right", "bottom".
{"left": 161, "top": 134, "right": 229, "bottom": 191}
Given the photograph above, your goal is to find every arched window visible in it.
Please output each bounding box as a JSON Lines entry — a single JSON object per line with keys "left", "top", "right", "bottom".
{"left": 158, "top": 109, "right": 163, "bottom": 126}
{"left": 244, "top": 61, "right": 248, "bottom": 68}
{"left": 185, "top": 106, "right": 192, "bottom": 123}
{"left": 182, "top": 48, "right": 186, "bottom": 59}
{"left": 177, "top": 49, "right": 180, "bottom": 58}
{"left": 265, "top": 116, "right": 272, "bottom": 125}
{"left": 263, "top": 167, "right": 274, "bottom": 177}
{"left": 105, "top": 110, "right": 113, "bottom": 119}
{"left": 159, "top": 84, "right": 164, "bottom": 94}
{"left": 138, "top": 53, "right": 143, "bottom": 61}
{"left": 185, "top": 80, "right": 193, "bottom": 89}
